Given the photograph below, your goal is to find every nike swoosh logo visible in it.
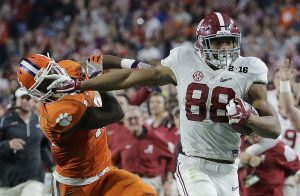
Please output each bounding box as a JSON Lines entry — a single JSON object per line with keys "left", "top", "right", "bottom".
{"left": 220, "top": 77, "right": 232, "bottom": 82}
{"left": 232, "top": 186, "right": 239, "bottom": 191}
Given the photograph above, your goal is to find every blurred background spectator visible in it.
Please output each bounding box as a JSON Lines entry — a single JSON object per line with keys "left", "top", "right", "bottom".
{"left": 0, "top": 88, "right": 54, "bottom": 196}
{"left": 111, "top": 106, "right": 175, "bottom": 196}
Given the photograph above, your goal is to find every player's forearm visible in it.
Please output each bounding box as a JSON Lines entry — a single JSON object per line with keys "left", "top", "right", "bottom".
{"left": 81, "top": 68, "right": 166, "bottom": 92}
{"left": 103, "top": 55, "right": 122, "bottom": 69}
{"left": 246, "top": 115, "right": 280, "bottom": 139}
{"left": 100, "top": 91, "right": 124, "bottom": 120}
{"left": 81, "top": 69, "right": 135, "bottom": 91}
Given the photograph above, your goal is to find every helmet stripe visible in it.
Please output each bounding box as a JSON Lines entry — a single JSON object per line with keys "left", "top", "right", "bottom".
{"left": 23, "top": 58, "right": 41, "bottom": 71}
{"left": 215, "top": 12, "right": 226, "bottom": 31}
{"left": 18, "top": 60, "right": 39, "bottom": 77}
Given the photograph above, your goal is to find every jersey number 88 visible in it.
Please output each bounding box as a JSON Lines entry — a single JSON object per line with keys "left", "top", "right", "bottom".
{"left": 185, "top": 83, "right": 235, "bottom": 122}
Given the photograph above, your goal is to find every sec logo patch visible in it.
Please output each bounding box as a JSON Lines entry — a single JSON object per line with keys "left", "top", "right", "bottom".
{"left": 193, "top": 71, "right": 204, "bottom": 81}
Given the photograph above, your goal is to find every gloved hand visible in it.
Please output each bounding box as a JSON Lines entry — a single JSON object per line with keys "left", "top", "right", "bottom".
{"left": 86, "top": 53, "right": 103, "bottom": 78}
{"left": 46, "top": 74, "right": 82, "bottom": 93}
{"left": 226, "top": 97, "right": 253, "bottom": 126}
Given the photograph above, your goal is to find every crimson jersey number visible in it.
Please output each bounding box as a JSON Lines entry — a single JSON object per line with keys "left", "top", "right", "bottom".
{"left": 185, "top": 83, "right": 235, "bottom": 122}
{"left": 284, "top": 129, "right": 297, "bottom": 148}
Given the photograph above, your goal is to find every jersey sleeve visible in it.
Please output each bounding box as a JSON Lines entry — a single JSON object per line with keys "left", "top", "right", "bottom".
{"left": 245, "top": 57, "right": 268, "bottom": 93}
{"left": 161, "top": 46, "right": 195, "bottom": 85}
{"left": 47, "top": 99, "right": 87, "bottom": 133}
{"left": 161, "top": 47, "right": 179, "bottom": 68}
{"left": 161, "top": 47, "right": 180, "bottom": 84}
{"left": 246, "top": 137, "right": 279, "bottom": 155}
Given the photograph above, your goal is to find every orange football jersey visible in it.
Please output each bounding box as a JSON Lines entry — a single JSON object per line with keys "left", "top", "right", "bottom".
{"left": 39, "top": 60, "right": 110, "bottom": 178}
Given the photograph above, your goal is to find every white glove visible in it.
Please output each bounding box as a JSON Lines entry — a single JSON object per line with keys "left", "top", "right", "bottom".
{"left": 45, "top": 74, "right": 81, "bottom": 93}
{"left": 226, "top": 98, "right": 254, "bottom": 126}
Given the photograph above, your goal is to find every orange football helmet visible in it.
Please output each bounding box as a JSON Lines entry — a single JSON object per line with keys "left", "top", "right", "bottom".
{"left": 17, "top": 54, "right": 69, "bottom": 103}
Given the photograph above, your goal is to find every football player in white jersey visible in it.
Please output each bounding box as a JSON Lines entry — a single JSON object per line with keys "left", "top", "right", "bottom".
{"left": 46, "top": 12, "right": 280, "bottom": 196}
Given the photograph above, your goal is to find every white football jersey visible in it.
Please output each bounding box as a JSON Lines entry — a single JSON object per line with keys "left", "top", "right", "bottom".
{"left": 161, "top": 46, "right": 268, "bottom": 161}
{"left": 268, "top": 90, "right": 300, "bottom": 157}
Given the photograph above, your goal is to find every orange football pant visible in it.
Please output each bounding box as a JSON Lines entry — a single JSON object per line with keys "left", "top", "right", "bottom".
{"left": 52, "top": 167, "right": 157, "bottom": 196}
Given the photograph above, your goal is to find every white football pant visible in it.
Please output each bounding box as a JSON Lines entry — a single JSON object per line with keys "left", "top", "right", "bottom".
{"left": 175, "top": 154, "right": 239, "bottom": 196}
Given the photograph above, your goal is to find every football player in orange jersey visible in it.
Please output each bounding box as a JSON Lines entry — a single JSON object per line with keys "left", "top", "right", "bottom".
{"left": 16, "top": 53, "right": 156, "bottom": 196}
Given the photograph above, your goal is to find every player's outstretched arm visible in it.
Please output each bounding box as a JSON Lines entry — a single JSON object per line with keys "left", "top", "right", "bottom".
{"left": 81, "top": 65, "right": 175, "bottom": 92}
{"left": 246, "top": 83, "right": 280, "bottom": 138}
{"left": 279, "top": 59, "right": 300, "bottom": 132}
{"left": 47, "top": 64, "right": 176, "bottom": 93}
{"left": 72, "top": 91, "right": 124, "bottom": 131}
{"left": 84, "top": 53, "right": 151, "bottom": 78}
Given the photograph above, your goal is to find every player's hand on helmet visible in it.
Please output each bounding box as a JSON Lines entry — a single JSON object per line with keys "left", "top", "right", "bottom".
{"left": 86, "top": 50, "right": 103, "bottom": 78}
{"left": 45, "top": 74, "right": 81, "bottom": 93}
{"left": 226, "top": 98, "right": 253, "bottom": 126}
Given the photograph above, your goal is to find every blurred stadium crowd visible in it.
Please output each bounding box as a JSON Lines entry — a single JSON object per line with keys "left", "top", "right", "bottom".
{"left": 0, "top": 0, "right": 300, "bottom": 195}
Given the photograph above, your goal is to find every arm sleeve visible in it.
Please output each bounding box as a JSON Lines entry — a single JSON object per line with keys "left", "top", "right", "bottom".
{"left": 246, "top": 137, "right": 279, "bottom": 155}
{"left": 161, "top": 47, "right": 182, "bottom": 85}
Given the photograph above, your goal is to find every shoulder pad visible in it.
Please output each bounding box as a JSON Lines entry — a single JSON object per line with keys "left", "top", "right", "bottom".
{"left": 43, "top": 97, "right": 87, "bottom": 132}
{"left": 237, "top": 56, "right": 268, "bottom": 75}
{"left": 58, "top": 60, "right": 82, "bottom": 78}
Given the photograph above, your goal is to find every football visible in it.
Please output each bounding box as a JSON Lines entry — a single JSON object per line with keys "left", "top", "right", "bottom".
{"left": 230, "top": 107, "right": 259, "bottom": 135}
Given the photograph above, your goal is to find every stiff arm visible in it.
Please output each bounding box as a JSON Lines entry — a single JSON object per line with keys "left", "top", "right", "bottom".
{"left": 81, "top": 64, "right": 177, "bottom": 92}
